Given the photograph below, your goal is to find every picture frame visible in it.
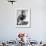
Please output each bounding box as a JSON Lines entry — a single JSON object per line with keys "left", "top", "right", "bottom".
{"left": 16, "top": 8, "right": 31, "bottom": 28}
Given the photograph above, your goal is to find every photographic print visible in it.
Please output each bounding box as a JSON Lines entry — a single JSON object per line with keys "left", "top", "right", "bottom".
{"left": 16, "top": 8, "right": 31, "bottom": 28}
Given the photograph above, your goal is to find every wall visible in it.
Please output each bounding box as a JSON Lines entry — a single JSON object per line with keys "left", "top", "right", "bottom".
{"left": 0, "top": 0, "right": 46, "bottom": 41}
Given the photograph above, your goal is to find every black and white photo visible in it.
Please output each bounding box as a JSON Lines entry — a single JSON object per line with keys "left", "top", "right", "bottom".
{"left": 16, "top": 8, "right": 31, "bottom": 28}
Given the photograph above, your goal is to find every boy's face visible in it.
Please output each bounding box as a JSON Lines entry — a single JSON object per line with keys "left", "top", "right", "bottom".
{"left": 21, "top": 10, "right": 26, "bottom": 15}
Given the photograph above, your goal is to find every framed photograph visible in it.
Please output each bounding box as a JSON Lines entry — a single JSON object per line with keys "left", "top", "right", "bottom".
{"left": 16, "top": 8, "right": 31, "bottom": 28}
